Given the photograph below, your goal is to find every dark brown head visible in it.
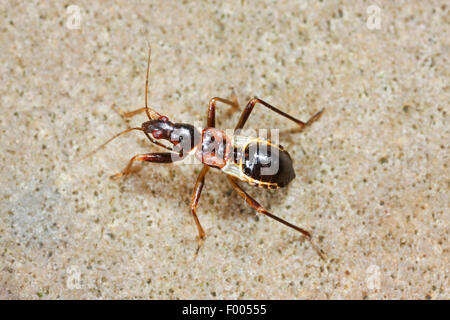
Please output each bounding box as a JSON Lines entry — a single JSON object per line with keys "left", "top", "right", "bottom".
{"left": 142, "top": 118, "right": 201, "bottom": 156}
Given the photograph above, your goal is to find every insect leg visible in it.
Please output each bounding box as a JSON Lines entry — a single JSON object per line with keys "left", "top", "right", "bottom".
{"left": 190, "top": 165, "right": 210, "bottom": 255}
{"left": 112, "top": 104, "right": 147, "bottom": 119}
{"left": 207, "top": 94, "right": 240, "bottom": 127}
{"left": 227, "top": 176, "right": 326, "bottom": 260}
{"left": 110, "top": 47, "right": 163, "bottom": 121}
{"left": 111, "top": 152, "right": 182, "bottom": 179}
{"left": 143, "top": 46, "right": 165, "bottom": 120}
{"left": 234, "top": 97, "right": 324, "bottom": 133}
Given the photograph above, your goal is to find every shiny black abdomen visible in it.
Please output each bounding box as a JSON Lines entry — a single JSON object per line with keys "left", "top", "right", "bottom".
{"left": 242, "top": 141, "right": 296, "bottom": 188}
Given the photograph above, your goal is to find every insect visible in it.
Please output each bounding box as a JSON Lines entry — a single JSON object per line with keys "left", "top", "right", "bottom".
{"left": 86, "top": 48, "right": 326, "bottom": 259}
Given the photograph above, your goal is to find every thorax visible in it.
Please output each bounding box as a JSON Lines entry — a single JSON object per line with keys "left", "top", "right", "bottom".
{"left": 195, "top": 128, "right": 232, "bottom": 168}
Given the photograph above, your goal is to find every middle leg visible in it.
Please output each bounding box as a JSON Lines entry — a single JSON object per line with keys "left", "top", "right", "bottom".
{"left": 234, "top": 97, "right": 324, "bottom": 133}
{"left": 111, "top": 152, "right": 181, "bottom": 179}
{"left": 190, "top": 165, "right": 210, "bottom": 254}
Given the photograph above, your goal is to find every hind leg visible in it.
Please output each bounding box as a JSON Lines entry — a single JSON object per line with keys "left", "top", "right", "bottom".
{"left": 227, "top": 176, "right": 326, "bottom": 260}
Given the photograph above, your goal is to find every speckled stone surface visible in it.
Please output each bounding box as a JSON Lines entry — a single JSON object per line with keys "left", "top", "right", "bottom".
{"left": 0, "top": 1, "right": 448, "bottom": 299}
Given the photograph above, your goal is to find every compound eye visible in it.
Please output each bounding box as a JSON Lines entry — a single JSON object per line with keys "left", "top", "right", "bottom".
{"left": 152, "top": 130, "right": 163, "bottom": 139}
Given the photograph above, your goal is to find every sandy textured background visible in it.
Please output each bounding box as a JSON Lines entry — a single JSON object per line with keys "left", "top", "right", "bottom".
{"left": 1, "top": 1, "right": 448, "bottom": 299}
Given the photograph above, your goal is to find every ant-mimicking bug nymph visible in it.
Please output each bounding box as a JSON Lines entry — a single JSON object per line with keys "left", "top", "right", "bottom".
{"left": 85, "top": 48, "right": 326, "bottom": 259}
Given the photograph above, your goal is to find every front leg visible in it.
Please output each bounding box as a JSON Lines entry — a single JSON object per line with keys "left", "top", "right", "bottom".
{"left": 234, "top": 97, "right": 324, "bottom": 133}
{"left": 112, "top": 104, "right": 148, "bottom": 119}
{"left": 111, "top": 152, "right": 181, "bottom": 179}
